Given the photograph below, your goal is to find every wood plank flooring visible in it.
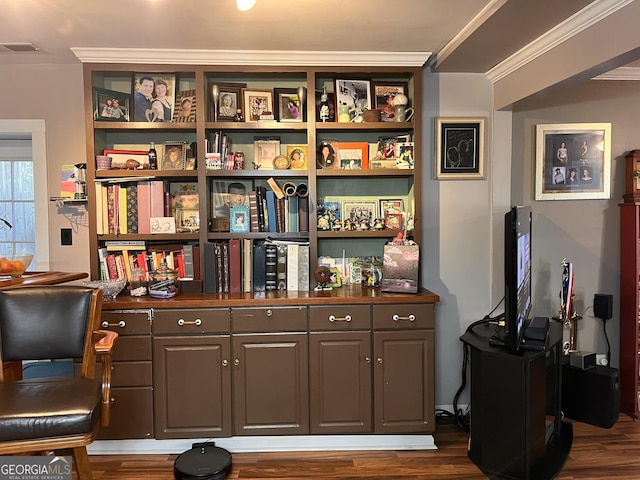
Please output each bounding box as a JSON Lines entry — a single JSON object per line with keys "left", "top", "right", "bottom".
{"left": 81, "top": 415, "right": 640, "bottom": 479}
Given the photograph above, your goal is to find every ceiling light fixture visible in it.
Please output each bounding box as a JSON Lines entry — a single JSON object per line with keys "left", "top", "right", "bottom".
{"left": 236, "top": 0, "right": 256, "bottom": 11}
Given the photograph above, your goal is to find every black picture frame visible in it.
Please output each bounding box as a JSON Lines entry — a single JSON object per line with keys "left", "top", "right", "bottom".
{"left": 210, "top": 82, "right": 246, "bottom": 122}
{"left": 435, "top": 117, "right": 485, "bottom": 180}
{"left": 274, "top": 88, "right": 302, "bottom": 123}
{"left": 93, "top": 87, "right": 130, "bottom": 122}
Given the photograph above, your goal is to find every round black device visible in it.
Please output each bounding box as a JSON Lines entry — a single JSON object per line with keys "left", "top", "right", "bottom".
{"left": 174, "top": 444, "right": 232, "bottom": 480}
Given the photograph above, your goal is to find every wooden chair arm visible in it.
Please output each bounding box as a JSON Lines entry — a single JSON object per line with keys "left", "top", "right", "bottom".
{"left": 92, "top": 329, "right": 118, "bottom": 427}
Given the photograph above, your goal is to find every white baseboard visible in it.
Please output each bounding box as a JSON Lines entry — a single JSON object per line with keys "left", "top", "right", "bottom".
{"left": 88, "top": 434, "right": 436, "bottom": 455}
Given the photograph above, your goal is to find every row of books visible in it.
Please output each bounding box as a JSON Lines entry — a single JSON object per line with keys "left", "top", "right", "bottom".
{"left": 97, "top": 241, "right": 200, "bottom": 283}
{"left": 249, "top": 186, "right": 310, "bottom": 233}
{"left": 204, "top": 239, "right": 310, "bottom": 293}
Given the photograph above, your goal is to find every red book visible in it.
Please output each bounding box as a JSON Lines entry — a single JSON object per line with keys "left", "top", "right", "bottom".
{"left": 149, "top": 180, "right": 165, "bottom": 218}
{"left": 137, "top": 181, "right": 152, "bottom": 234}
{"left": 106, "top": 254, "right": 118, "bottom": 280}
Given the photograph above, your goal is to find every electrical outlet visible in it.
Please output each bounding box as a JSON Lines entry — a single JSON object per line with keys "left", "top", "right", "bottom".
{"left": 596, "top": 353, "right": 608, "bottom": 366}
{"left": 61, "top": 228, "right": 72, "bottom": 246}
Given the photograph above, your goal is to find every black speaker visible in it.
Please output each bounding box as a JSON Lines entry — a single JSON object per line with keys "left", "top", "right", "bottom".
{"left": 594, "top": 293, "right": 613, "bottom": 320}
{"left": 562, "top": 364, "right": 619, "bottom": 428}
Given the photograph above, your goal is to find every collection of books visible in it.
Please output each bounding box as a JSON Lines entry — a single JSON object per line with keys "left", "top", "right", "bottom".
{"left": 249, "top": 185, "right": 309, "bottom": 233}
{"left": 204, "top": 239, "right": 310, "bottom": 293}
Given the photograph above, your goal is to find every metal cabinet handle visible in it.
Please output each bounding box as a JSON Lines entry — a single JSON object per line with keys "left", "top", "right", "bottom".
{"left": 377, "top": 357, "right": 383, "bottom": 364}
{"left": 328, "top": 314, "right": 352, "bottom": 322}
{"left": 365, "top": 357, "right": 371, "bottom": 364}
{"left": 177, "top": 318, "right": 202, "bottom": 326}
{"left": 266, "top": 309, "right": 273, "bottom": 317}
{"left": 234, "top": 359, "right": 240, "bottom": 366}
{"left": 392, "top": 314, "right": 416, "bottom": 322}
{"left": 101, "top": 320, "right": 125, "bottom": 328}
{"left": 222, "top": 359, "right": 228, "bottom": 367}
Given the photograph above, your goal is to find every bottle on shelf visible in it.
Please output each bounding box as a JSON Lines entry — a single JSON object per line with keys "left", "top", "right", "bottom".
{"left": 319, "top": 86, "right": 330, "bottom": 123}
{"left": 148, "top": 142, "right": 158, "bottom": 170}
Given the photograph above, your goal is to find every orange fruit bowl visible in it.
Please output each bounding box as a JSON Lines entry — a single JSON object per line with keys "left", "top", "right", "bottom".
{"left": 0, "top": 254, "right": 33, "bottom": 277}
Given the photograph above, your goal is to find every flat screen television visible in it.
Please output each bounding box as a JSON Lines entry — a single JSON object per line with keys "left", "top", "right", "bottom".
{"left": 503, "top": 205, "right": 532, "bottom": 352}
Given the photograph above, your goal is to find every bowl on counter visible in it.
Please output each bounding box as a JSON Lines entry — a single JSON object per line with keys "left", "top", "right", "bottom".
{"left": 0, "top": 254, "right": 33, "bottom": 277}
{"left": 83, "top": 278, "right": 127, "bottom": 299}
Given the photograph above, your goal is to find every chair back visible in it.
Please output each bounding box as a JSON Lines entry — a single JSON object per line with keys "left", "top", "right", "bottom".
{"left": 0, "top": 286, "right": 102, "bottom": 367}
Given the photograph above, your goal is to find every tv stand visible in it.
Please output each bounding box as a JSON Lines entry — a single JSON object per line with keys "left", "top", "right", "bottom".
{"left": 461, "top": 322, "right": 572, "bottom": 480}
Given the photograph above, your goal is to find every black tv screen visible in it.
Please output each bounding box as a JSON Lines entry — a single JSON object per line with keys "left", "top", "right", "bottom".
{"left": 504, "top": 206, "right": 532, "bottom": 352}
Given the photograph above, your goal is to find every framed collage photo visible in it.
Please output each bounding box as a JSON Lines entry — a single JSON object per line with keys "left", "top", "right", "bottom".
{"left": 535, "top": 123, "right": 611, "bottom": 200}
{"left": 335, "top": 79, "right": 371, "bottom": 112}
{"left": 133, "top": 74, "right": 176, "bottom": 123}
{"left": 372, "top": 82, "right": 407, "bottom": 122}
{"left": 93, "top": 87, "right": 130, "bottom": 122}
{"left": 274, "top": 88, "right": 302, "bottom": 123}
{"left": 435, "top": 117, "right": 486, "bottom": 180}
{"left": 243, "top": 88, "right": 274, "bottom": 121}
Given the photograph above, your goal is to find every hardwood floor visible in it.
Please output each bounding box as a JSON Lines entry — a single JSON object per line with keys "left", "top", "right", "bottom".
{"left": 82, "top": 416, "right": 640, "bottom": 479}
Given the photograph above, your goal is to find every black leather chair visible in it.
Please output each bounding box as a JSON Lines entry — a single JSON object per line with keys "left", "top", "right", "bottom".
{"left": 0, "top": 285, "right": 117, "bottom": 480}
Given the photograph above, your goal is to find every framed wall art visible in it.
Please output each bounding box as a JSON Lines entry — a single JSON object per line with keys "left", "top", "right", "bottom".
{"left": 243, "top": 88, "right": 274, "bottom": 121}
{"left": 93, "top": 87, "right": 130, "bottom": 122}
{"left": 535, "top": 123, "right": 611, "bottom": 200}
{"left": 435, "top": 117, "right": 485, "bottom": 180}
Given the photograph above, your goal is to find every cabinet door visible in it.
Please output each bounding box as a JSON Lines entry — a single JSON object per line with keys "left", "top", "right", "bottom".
{"left": 232, "top": 333, "right": 308, "bottom": 435}
{"left": 309, "top": 331, "right": 372, "bottom": 434}
{"left": 153, "top": 335, "right": 231, "bottom": 439}
{"left": 373, "top": 330, "right": 435, "bottom": 434}
{"left": 97, "top": 387, "right": 154, "bottom": 440}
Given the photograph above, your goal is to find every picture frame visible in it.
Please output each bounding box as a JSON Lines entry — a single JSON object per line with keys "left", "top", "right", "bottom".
{"left": 210, "top": 82, "right": 246, "bottom": 122}
{"left": 243, "top": 88, "right": 274, "bottom": 121}
{"left": 385, "top": 212, "right": 403, "bottom": 231}
{"left": 379, "top": 199, "right": 404, "bottom": 215}
{"left": 173, "top": 89, "right": 196, "bottom": 122}
{"left": 337, "top": 141, "right": 368, "bottom": 170}
{"left": 286, "top": 145, "right": 308, "bottom": 170}
{"left": 175, "top": 208, "right": 200, "bottom": 233}
{"left": 253, "top": 137, "right": 281, "bottom": 170}
{"left": 230, "top": 205, "right": 250, "bottom": 233}
{"left": 435, "top": 117, "right": 486, "bottom": 180}
{"left": 315, "top": 89, "right": 335, "bottom": 122}
{"left": 102, "top": 149, "right": 149, "bottom": 169}
{"left": 211, "top": 179, "right": 251, "bottom": 227}
{"left": 335, "top": 79, "right": 372, "bottom": 112}
{"left": 274, "top": 88, "right": 302, "bottom": 123}
{"left": 317, "top": 140, "right": 339, "bottom": 170}
{"left": 93, "top": 87, "right": 130, "bottom": 122}
{"left": 162, "top": 142, "right": 187, "bottom": 170}
{"left": 535, "top": 123, "right": 611, "bottom": 200}
{"left": 371, "top": 82, "right": 408, "bottom": 122}
{"left": 133, "top": 74, "right": 176, "bottom": 123}
{"left": 342, "top": 201, "right": 377, "bottom": 226}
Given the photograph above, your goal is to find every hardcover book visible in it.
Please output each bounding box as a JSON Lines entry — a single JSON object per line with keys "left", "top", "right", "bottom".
{"left": 265, "top": 243, "right": 278, "bottom": 291}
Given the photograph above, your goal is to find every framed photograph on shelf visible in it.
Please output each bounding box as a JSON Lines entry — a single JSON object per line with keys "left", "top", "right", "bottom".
{"left": 317, "top": 140, "right": 339, "bottom": 170}
{"left": 161, "top": 142, "right": 187, "bottom": 170}
{"left": 335, "top": 79, "right": 371, "bottom": 111}
{"left": 315, "top": 89, "right": 335, "bottom": 122}
{"left": 210, "top": 82, "right": 246, "bottom": 122}
{"left": 379, "top": 199, "right": 404, "bottom": 215}
{"left": 230, "top": 205, "right": 250, "bottom": 233}
{"left": 372, "top": 82, "right": 407, "bottom": 122}
{"left": 435, "top": 117, "right": 485, "bottom": 180}
{"left": 384, "top": 212, "right": 403, "bottom": 231}
{"left": 342, "top": 202, "right": 377, "bottom": 226}
{"left": 243, "top": 88, "right": 274, "bottom": 121}
{"left": 396, "top": 142, "right": 414, "bottom": 169}
{"left": 337, "top": 142, "right": 368, "bottom": 170}
{"left": 133, "top": 74, "right": 176, "bottom": 123}
{"left": 211, "top": 179, "right": 251, "bottom": 228}
{"left": 93, "top": 87, "right": 130, "bottom": 122}
{"left": 274, "top": 88, "right": 302, "bottom": 123}
{"left": 535, "top": 123, "right": 611, "bottom": 200}
{"left": 175, "top": 208, "right": 200, "bottom": 233}
{"left": 286, "top": 145, "right": 308, "bottom": 170}
{"left": 253, "top": 137, "right": 281, "bottom": 170}
{"left": 173, "top": 89, "right": 196, "bottom": 122}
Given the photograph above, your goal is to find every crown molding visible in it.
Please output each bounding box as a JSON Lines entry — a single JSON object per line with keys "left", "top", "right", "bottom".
{"left": 70, "top": 48, "right": 432, "bottom": 67}
{"left": 486, "top": 0, "right": 635, "bottom": 83}
{"left": 592, "top": 66, "right": 640, "bottom": 80}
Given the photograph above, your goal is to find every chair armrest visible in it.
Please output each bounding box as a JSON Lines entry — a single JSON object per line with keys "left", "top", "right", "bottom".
{"left": 92, "top": 329, "right": 118, "bottom": 427}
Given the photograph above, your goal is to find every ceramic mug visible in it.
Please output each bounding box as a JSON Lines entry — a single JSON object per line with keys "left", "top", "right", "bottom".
{"left": 394, "top": 105, "right": 414, "bottom": 122}
{"left": 338, "top": 104, "right": 351, "bottom": 123}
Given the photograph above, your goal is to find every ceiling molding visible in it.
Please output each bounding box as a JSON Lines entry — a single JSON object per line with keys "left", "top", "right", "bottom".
{"left": 486, "top": 0, "right": 635, "bottom": 83}
{"left": 592, "top": 66, "right": 640, "bottom": 80}
{"left": 70, "top": 48, "right": 432, "bottom": 67}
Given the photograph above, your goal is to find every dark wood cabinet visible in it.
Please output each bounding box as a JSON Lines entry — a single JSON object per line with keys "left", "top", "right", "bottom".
{"left": 152, "top": 308, "right": 231, "bottom": 439}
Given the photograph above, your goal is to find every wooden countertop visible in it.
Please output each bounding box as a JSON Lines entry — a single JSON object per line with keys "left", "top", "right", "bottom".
{"left": 0, "top": 271, "right": 88, "bottom": 288}
{"left": 102, "top": 284, "right": 440, "bottom": 309}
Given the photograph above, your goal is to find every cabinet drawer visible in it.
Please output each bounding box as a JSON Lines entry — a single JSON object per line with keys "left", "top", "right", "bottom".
{"left": 373, "top": 303, "right": 434, "bottom": 330}
{"left": 97, "top": 387, "right": 154, "bottom": 440}
{"left": 309, "top": 305, "right": 371, "bottom": 330}
{"left": 101, "top": 310, "right": 151, "bottom": 335}
{"left": 153, "top": 308, "right": 230, "bottom": 335}
{"left": 112, "top": 336, "right": 152, "bottom": 362}
{"left": 77, "top": 360, "right": 152, "bottom": 387}
{"left": 232, "top": 306, "right": 307, "bottom": 332}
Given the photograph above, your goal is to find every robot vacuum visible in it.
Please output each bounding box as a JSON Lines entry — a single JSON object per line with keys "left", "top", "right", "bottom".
{"left": 174, "top": 443, "right": 232, "bottom": 480}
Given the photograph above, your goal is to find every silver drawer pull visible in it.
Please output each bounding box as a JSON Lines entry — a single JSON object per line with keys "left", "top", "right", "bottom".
{"left": 178, "top": 318, "right": 202, "bottom": 326}
{"left": 328, "top": 314, "right": 352, "bottom": 322}
{"left": 266, "top": 309, "right": 273, "bottom": 317}
{"left": 392, "top": 314, "right": 416, "bottom": 322}
{"left": 222, "top": 359, "right": 228, "bottom": 367}
{"left": 101, "top": 320, "right": 126, "bottom": 328}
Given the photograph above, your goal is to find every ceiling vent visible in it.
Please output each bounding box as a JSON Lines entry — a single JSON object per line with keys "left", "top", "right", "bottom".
{"left": 0, "top": 43, "right": 40, "bottom": 53}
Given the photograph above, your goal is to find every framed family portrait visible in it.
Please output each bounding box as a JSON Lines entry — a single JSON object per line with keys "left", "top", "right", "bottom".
{"left": 211, "top": 82, "right": 245, "bottom": 122}
{"left": 535, "top": 123, "right": 611, "bottom": 200}
{"left": 274, "top": 88, "right": 302, "bottom": 123}
{"left": 133, "top": 74, "right": 176, "bottom": 123}
{"left": 93, "top": 87, "right": 130, "bottom": 122}
{"left": 372, "top": 82, "right": 407, "bottom": 122}
{"left": 435, "top": 117, "right": 486, "bottom": 180}
{"left": 335, "top": 79, "right": 371, "bottom": 111}
{"left": 243, "top": 88, "right": 274, "bottom": 121}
